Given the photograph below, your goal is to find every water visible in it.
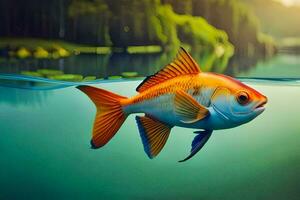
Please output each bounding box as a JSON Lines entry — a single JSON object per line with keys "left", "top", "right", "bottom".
{"left": 1, "top": 51, "right": 300, "bottom": 199}
{"left": 1, "top": 52, "right": 299, "bottom": 78}
{"left": 0, "top": 53, "right": 168, "bottom": 78}
{"left": 0, "top": 76, "right": 300, "bottom": 199}
{"left": 237, "top": 53, "right": 300, "bottom": 78}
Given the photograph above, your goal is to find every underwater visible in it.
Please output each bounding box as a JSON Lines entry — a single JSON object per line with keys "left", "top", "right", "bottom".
{"left": 1, "top": 53, "right": 300, "bottom": 200}
{"left": 1, "top": 0, "right": 300, "bottom": 199}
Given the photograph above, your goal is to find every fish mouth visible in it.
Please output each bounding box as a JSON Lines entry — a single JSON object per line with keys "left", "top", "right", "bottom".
{"left": 256, "top": 100, "right": 267, "bottom": 108}
{"left": 254, "top": 98, "right": 268, "bottom": 112}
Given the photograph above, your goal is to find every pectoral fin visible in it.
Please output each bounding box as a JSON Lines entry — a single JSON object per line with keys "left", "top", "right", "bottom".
{"left": 174, "top": 90, "right": 209, "bottom": 123}
{"left": 179, "top": 130, "right": 212, "bottom": 162}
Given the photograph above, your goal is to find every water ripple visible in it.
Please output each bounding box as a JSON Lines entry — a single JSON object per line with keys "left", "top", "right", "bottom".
{"left": 0, "top": 73, "right": 139, "bottom": 90}
{"left": 0, "top": 73, "right": 299, "bottom": 90}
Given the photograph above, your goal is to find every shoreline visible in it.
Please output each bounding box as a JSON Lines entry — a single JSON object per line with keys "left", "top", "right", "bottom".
{"left": 0, "top": 37, "right": 163, "bottom": 55}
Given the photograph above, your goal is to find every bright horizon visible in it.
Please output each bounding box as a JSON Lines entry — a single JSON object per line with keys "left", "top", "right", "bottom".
{"left": 274, "top": 0, "right": 300, "bottom": 6}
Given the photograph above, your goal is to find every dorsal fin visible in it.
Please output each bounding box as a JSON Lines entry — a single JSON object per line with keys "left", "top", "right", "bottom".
{"left": 136, "top": 47, "right": 201, "bottom": 92}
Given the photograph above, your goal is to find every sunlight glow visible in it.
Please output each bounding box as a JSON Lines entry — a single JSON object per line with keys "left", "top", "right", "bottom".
{"left": 274, "top": 0, "right": 300, "bottom": 6}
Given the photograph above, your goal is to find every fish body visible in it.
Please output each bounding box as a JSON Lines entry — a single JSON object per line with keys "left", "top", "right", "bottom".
{"left": 122, "top": 72, "right": 265, "bottom": 130}
{"left": 77, "top": 48, "right": 267, "bottom": 162}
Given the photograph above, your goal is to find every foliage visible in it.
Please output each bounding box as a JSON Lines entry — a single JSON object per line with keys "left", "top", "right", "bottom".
{"left": 243, "top": 0, "right": 300, "bottom": 38}
{"left": 20, "top": 69, "right": 97, "bottom": 82}
{"left": 68, "top": 0, "right": 112, "bottom": 46}
{"left": 0, "top": 37, "right": 112, "bottom": 58}
{"left": 0, "top": 0, "right": 276, "bottom": 65}
{"left": 34, "top": 47, "right": 49, "bottom": 59}
{"left": 127, "top": 46, "right": 162, "bottom": 54}
{"left": 36, "top": 69, "right": 64, "bottom": 76}
{"left": 82, "top": 76, "right": 97, "bottom": 81}
{"left": 21, "top": 71, "right": 43, "bottom": 77}
{"left": 0, "top": 38, "right": 81, "bottom": 51}
{"left": 156, "top": 4, "right": 234, "bottom": 69}
{"left": 164, "top": 0, "right": 275, "bottom": 56}
{"left": 121, "top": 72, "right": 139, "bottom": 78}
{"left": 48, "top": 74, "right": 84, "bottom": 81}
{"left": 16, "top": 48, "right": 31, "bottom": 59}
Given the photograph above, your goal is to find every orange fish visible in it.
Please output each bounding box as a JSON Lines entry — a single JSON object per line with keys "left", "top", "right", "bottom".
{"left": 77, "top": 47, "right": 267, "bottom": 162}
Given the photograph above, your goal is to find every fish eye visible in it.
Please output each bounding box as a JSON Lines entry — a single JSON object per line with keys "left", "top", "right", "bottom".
{"left": 236, "top": 91, "right": 250, "bottom": 105}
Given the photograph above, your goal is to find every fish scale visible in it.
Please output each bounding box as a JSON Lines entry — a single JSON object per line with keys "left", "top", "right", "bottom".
{"left": 122, "top": 76, "right": 214, "bottom": 127}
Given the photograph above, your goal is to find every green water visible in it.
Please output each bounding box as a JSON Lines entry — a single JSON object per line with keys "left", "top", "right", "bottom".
{"left": 0, "top": 79, "right": 300, "bottom": 200}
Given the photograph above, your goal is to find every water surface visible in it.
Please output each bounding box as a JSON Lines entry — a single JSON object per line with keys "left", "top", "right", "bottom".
{"left": 1, "top": 52, "right": 299, "bottom": 79}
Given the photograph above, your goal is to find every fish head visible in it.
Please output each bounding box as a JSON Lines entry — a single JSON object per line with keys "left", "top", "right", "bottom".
{"left": 211, "top": 77, "right": 268, "bottom": 127}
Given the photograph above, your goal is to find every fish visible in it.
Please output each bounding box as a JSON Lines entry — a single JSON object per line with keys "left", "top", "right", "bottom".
{"left": 77, "top": 47, "right": 268, "bottom": 162}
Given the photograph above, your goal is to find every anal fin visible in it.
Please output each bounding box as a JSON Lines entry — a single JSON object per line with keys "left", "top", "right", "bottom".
{"left": 136, "top": 116, "right": 172, "bottom": 159}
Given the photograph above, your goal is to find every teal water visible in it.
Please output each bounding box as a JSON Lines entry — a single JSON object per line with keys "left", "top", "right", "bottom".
{"left": 0, "top": 77, "right": 300, "bottom": 199}
{"left": 238, "top": 53, "right": 300, "bottom": 78}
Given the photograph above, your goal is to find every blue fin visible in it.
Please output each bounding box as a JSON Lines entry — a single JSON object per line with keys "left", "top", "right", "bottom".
{"left": 136, "top": 116, "right": 172, "bottom": 159}
{"left": 179, "top": 130, "right": 213, "bottom": 162}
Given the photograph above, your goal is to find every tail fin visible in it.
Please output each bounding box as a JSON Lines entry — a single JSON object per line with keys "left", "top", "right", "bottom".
{"left": 76, "top": 85, "right": 128, "bottom": 148}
